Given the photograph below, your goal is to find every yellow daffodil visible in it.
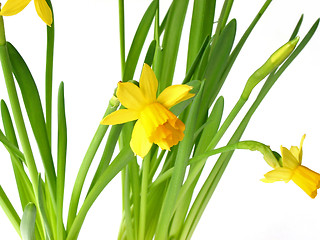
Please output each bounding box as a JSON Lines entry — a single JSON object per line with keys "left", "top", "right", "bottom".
{"left": 0, "top": 0, "right": 53, "bottom": 26}
{"left": 101, "top": 64, "right": 194, "bottom": 158}
{"left": 262, "top": 135, "right": 320, "bottom": 198}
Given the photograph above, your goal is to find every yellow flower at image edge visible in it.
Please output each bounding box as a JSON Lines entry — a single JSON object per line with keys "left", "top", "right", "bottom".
{"left": 0, "top": 0, "right": 53, "bottom": 26}
{"left": 262, "top": 135, "right": 320, "bottom": 198}
{"left": 101, "top": 64, "right": 194, "bottom": 158}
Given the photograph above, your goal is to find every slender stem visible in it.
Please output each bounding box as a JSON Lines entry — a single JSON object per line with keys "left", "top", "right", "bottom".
{"left": 207, "top": 97, "right": 246, "bottom": 150}
{"left": 139, "top": 155, "right": 150, "bottom": 240}
{"left": 66, "top": 103, "right": 117, "bottom": 232}
{"left": 123, "top": 166, "right": 134, "bottom": 240}
{"left": 45, "top": 0, "right": 55, "bottom": 147}
{"left": 0, "top": 16, "right": 39, "bottom": 202}
{"left": 119, "top": 0, "right": 126, "bottom": 77}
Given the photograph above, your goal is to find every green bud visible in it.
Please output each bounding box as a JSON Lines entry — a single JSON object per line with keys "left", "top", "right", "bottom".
{"left": 241, "top": 37, "right": 299, "bottom": 100}
{"left": 109, "top": 95, "right": 120, "bottom": 108}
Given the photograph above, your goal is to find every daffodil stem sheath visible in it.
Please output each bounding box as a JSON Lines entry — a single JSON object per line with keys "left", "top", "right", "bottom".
{"left": 0, "top": 16, "right": 39, "bottom": 207}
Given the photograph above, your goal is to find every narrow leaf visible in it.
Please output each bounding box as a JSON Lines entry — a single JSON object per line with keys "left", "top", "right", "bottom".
{"left": 57, "top": 82, "right": 67, "bottom": 239}
{"left": 0, "top": 185, "right": 21, "bottom": 237}
{"left": 122, "top": 0, "right": 157, "bottom": 81}
{"left": 7, "top": 42, "right": 56, "bottom": 205}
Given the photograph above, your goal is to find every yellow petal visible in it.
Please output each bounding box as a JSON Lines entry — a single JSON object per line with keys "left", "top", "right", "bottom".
{"left": 34, "top": 0, "right": 53, "bottom": 26}
{"left": 298, "top": 134, "right": 306, "bottom": 164}
{"left": 280, "top": 146, "right": 300, "bottom": 169}
{"left": 262, "top": 167, "right": 293, "bottom": 183}
{"left": 157, "top": 85, "right": 194, "bottom": 109}
{"left": 100, "top": 109, "right": 138, "bottom": 125}
{"left": 130, "top": 120, "right": 152, "bottom": 158}
{"left": 292, "top": 165, "right": 320, "bottom": 198}
{"left": 139, "top": 64, "right": 158, "bottom": 103}
{"left": 0, "top": 0, "right": 32, "bottom": 16}
{"left": 116, "top": 82, "right": 147, "bottom": 111}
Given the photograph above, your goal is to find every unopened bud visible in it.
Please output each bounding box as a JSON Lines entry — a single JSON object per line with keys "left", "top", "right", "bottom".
{"left": 241, "top": 37, "right": 299, "bottom": 100}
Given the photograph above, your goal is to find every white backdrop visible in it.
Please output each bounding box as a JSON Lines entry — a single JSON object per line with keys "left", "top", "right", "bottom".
{"left": 0, "top": 0, "right": 320, "bottom": 239}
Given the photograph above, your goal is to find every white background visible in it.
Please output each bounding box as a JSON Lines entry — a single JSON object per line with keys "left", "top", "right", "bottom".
{"left": 0, "top": 0, "right": 320, "bottom": 239}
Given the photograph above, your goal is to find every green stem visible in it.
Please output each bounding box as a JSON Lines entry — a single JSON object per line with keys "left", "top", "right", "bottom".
{"left": 45, "top": 0, "right": 54, "bottom": 147}
{"left": 207, "top": 97, "right": 246, "bottom": 150}
{"left": 0, "top": 185, "right": 21, "bottom": 237}
{"left": 66, "top": 103, "right": 118, "bottom": 232}
{"left": 119, "top": 0, "right": 125, "bottom": 77}
{"left": 123, "top": 166, "right": 134, "bottom": 240}
{"left": 66, "top": 147, "right": 134, "bottom": 240}
{"left": 139, "top": 155, "right": 150, "bottom": 240}
{"left": 0, "top": 16, "right": 39, "bottom": 203}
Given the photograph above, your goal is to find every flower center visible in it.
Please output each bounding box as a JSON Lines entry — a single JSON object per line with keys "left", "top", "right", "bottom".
{"left": 140, "top": 102, "right": 185, "bottom": 150}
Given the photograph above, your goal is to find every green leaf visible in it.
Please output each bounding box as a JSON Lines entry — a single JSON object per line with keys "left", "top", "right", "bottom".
{"left": 57, "top": 82, "right": 67, "bottom": 240}
{"left": 290, "top": 14, "right": 304, "bottom": 41}
{"left": 158, "top": 0, "right": 190, "bottom": 91}
{"left": 66, "top": 146, "right": 134, "bottom": 240}
{"left": 38, "top": 176, "right": 54, "bottom": 240}
{"left": 195, "top": 96, "right": 224, "bottom": 154}
{"left": 183, "top": 36, "right": 210, "bottom": 84}
{"left": 186, "top": 0, "right": 216, "bottom": 71}
{"left": 0, "top": 185, "right": 21, "bottom": 237}
{"left": 20, "top": 203, "right": 36, "bottom": 240}
{"left": 144, "top": 40, "right": 157, "bottom": 66}
{"left": 0, "top": 129, "right": 25, "bottom": 163}
{"left": 7, "top": 42, "right": 56, "bottom": 205}
{"left": 155, "top": 82, "right": 205, "bottom": 240}
{"left": 202, "top": 19, "right": 236, "bottom": 109}
{"left": 122, "top": 0, "right": 157, "bottom": 82}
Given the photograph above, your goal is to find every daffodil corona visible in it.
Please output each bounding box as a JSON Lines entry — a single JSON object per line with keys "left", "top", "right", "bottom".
{"left": 0, "top": 0, "right": 53, "bottom": 26}
{"left": 101, "top": 64, "right": 194, "bottom": 158}
{"left": 262, "top": 135, "right": 320, "bottom": 198}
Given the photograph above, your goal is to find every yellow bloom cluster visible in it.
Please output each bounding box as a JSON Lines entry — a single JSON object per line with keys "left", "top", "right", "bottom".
{"left": 0, "top": 0, "right": 52, "bottom": 26}
{"left": 101, "top": 64, "right": 194, "bottom": 158}
{"left": 262, "top": 135, "right": 320, "bottom": 198}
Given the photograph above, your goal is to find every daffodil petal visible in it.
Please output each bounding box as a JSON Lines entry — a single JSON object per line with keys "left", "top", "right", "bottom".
{"left": 130, "top": 120, "right": 152, "bottom": 158}
{"left": 139, "top": 63, "right": 158, "bottom": 103}
{"left": 289, "top": 146, "right": 299, "bottom": 161}
{"left": 292, "top": 165, "right": 320, "bottom": 198}
{"left": 280, "top": 146, "right": 300, "bottom": 169}
{"left": 262, "top": 167, "right": 293, "bottom": 183}
{"left": 0, "top": 0, "right": 32, "bottom": 16}
{"left": 34, "top": 0, "right": 53, "bottom": 26}
{"left": 157, "top": 85, "right": 194, "bottom": 109}
{"left": 116, "top": 82, "right": 147, "bottom": 111}
{"left": 100, "top": 109, "right": 139, "bottom": 125}
{"left": 298, "top": 134, "right": 306, "bottom": 164}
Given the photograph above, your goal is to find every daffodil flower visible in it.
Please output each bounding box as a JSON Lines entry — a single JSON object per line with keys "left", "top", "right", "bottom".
{"left": 262, "top": 135, "right": 320, "bottom": 198}
{"left": 0, "top": 0, "right": 53, "bottom": 26}
{"left": 101, "top": 64, "right": 194, "bottom": 158}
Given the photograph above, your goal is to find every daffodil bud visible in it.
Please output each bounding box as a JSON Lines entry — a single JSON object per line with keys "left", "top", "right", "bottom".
{"left": 109, "top": 95, "right": 120, "bottom": 109}
{"left": 241, "top": 37, "right": 299, "bottom": 100}
{"left": 237, "top": 141, "right": 280, "bottom": 168}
